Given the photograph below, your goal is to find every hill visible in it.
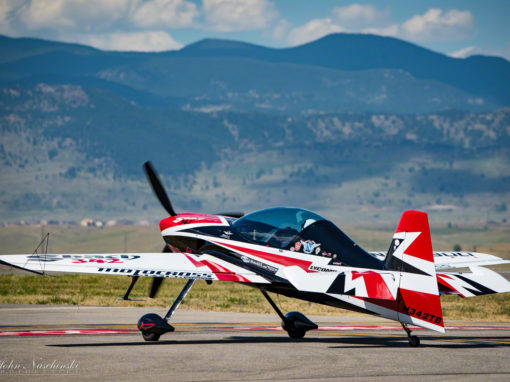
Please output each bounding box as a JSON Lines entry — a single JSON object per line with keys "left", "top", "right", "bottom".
{"left": 1, "top": 33, "right": 509, "bottom": 113}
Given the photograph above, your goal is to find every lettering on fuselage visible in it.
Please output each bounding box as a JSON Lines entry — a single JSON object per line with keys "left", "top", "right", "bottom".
{"left": 309, "top": 265, "right": 337, "bottom": 272}
{"left": 240, "top": 255, "right": 278, "bottom": 273}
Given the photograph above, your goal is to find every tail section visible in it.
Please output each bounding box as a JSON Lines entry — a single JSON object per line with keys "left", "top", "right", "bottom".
{"left": 385, "top": 211, "right": 444, "bottom": 333}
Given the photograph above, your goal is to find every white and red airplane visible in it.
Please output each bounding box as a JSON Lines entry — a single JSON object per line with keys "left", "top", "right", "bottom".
{"left": 1, "top": 162, "right": 509, "bottom": 346}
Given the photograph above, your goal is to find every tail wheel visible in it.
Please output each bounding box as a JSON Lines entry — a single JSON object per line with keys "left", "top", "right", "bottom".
{"left": 409, "top": 335, "right": 420, "bottom": 347}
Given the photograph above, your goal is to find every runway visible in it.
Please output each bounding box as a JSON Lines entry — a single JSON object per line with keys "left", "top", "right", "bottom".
{"left": 0, "top": 305, "right": 509, "bottom": 381}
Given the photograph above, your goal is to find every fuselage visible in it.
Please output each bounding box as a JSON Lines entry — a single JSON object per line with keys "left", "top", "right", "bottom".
{"left": 158, "top": 209, "right": 384, "bottom": 312}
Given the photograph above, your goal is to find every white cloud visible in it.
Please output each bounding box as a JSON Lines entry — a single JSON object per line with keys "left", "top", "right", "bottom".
{"left": 271, "top": 18, "right": 290, "bottom": 41}
{"left": 5, "top": 0, "right": 198, "bottom": 34}
{"left": 131, "top": 0, "right": 198, "bottom": 28}
{"left": 274, "top": 5, "right": 475, "bottom": 47}
{"left": 17, "top": 0, "right": 133, "bottom": 31}
{"left": 471, "top": 41, "right": 510, "bottom": 61}
{"left": 202, "top": 0, "right": 278, "bottom": 32}
{"left": 402, "top": 8, "right": 474, "bottom": 41}
{"left": 450, "top": 46, "right": 476, "bottom": 58}
{"left": 0, "top": 0, "right": 194, "bottom": 51}
{"left": 82, "top": 31, "right": 183, "bottom": 52}
{"left": 277, "top": 3, "right": 392, "bottom": 46}
{"left": 362, "top": 24, "right": 399, "bottom": 37}
{"left": 287, "top": 18, "right": 344, "bottom": 46}
{"left": 331, "top": 3, "right": 389, "bottom": 27}
{"left": 498, "top": 42, "right": 510, "bottom": 61}
{"left": 0, "top": 0, "right": 19, "bottom": 34}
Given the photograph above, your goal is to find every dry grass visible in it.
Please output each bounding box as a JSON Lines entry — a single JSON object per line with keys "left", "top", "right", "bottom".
{"left": 1, "top": 273, "right": 509, "bottom": 321}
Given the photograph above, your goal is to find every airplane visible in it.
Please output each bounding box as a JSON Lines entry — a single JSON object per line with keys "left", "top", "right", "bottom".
{"left": 1, "top": 161, "right": 510, "bottom": 347}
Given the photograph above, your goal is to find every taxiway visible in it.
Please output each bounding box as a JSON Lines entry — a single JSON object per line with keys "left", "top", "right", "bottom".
{"left": 0, "top": 305, "right": 509, "bottom": 381}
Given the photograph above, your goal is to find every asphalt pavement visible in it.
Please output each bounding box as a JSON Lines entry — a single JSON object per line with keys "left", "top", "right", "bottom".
{"left": 0, "top": 305, "right": 509, "bottom": 381}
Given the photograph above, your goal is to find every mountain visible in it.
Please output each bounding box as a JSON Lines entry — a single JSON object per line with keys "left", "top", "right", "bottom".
{"left": 180, "top": 34, "right": 510, "bottom": 106}
{"left": 0, "top": 34, "right": 509, "bottom": 224}
{"left": 1, "top": 33, "right": 509, "bottom": 113}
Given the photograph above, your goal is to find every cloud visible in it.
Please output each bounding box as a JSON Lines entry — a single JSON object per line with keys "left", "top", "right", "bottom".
{"left": 82, "top": 31, "right": 183, "bottom": 52}
{"left": 271, "top": 18, "right": 291, "bottom": 41}
{"left": 401, "top": 8, "right": 474, "bottom": 41}
{"left": 0, "top": 1, "right": 19, "bottom": 34}
{"left": 131, "top": 0, "right": 199, "bottom": 29}
{"left": 450, "top": 46, "right": 476, "bottom": 58}
{"left": 12, "top": 0, "right": 198, "bottom": 32}
{"left": 331, "top": 3, "right": 389, "bottom": 27}
{"left": 287, "top": 18, "right": 344, "bottom": 46}
{"left": 362, "top": 24, "right": 399, "bottom": 37}
{"left": 0, "top": 0, "right": 194, "bottom": 51}
{"left": 276, "top": 6, "right": 475, "bottom": 47}
{"left": 17, "top": 0, "right": 134, "bottom": 31}
{"left": 469, "top": 41, "right": 510, "bottom": 61}
{"left": 202, "top": 0, "right": 278, "bottom": 32}
{"left": 281, "top": 4, "right": 390, "bottom": 46}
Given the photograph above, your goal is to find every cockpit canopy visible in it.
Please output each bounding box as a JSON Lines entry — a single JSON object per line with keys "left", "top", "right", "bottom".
{"left": 232, "top": 207, "right": 326, "bottom": 249}
{"left": 231, "top": 207, "right": 383, "bottom": 269}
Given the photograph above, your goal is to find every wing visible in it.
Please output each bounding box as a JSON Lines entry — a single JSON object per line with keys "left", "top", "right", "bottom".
{"left": 0, "top": 253, "right": 269, "bottom": 284}
{"left": 433, "top": 252, "right": 510, "bottom": 269}
{"left": 370, "top": 251, "right": 510, "bottom": 270}
{"left": 437, "top": 266, "right": 510, "bottom": 297}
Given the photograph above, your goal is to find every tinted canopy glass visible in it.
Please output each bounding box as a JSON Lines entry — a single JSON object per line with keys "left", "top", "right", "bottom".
{"left": 232, "top": 207, "right": 326, "bottom": 249}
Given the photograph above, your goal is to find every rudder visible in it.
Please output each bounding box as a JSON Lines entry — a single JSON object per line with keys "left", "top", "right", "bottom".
{"left": 385, "top": 211, "right": 444, "bottom": 332}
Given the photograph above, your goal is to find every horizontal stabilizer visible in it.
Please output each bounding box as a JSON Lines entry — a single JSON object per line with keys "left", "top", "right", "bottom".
{"left": 437, "top": 266, "right": 510, "bottom": 297}
{"left": 369, "top": 251, "right": 510, "bottom": 270}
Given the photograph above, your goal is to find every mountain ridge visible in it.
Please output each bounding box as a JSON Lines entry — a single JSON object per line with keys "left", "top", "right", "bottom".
{"left": 1, "top": 33, "right": 509, "bottom": 112}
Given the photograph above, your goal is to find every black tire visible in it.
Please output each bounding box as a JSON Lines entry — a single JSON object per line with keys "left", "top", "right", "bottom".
{"left": 409, "top": 335, "right": 420, "bottom": 347}
{"left": 142, "top": 332, "right": 161, "bottom": 342}
{"left": 287, "top": 330, "right": 306, "bottom": 339}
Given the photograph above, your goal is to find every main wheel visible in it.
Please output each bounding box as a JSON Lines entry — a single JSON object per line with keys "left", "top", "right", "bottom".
{"left": 409, "top": 335, "right": 420, "bottom": 347}
{"left": 142, "top": 332, "right": 161, "bottom": 342}
{"left": 287, "top": 329, "right": 306, "bottom": 339}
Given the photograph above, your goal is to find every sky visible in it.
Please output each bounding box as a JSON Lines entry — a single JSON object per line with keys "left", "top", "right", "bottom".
{"left": 1, "top": 0, "right": 509, "bottom": 59}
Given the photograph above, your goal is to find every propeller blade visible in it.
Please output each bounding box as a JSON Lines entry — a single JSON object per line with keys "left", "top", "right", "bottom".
{"left": 216, "top": 212, "right": 244, "bottom": 218}
{"left": 149, "top": 277, "right": 164, "bottom": 298}
{"left": 143, "top": 161, "right": 177, "bottom": 216}
{"left": 149, "top": 245, "right": 172, "bottom": 298}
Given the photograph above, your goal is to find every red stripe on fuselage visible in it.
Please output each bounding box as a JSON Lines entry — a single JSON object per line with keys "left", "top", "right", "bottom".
{"left": 185, "top": 254, "right": 250, "bottom": 282}
{"left": 351, "top": 271, "right": 394, "bottom": 300}
{"left": 360, "top": 287, "right": 444, "bottom": 328}
{"left": 214, "top": 242, "right": 314, "bottom": 272}
{"left": 160, "top": 213, "right": 222, "bottom": 231}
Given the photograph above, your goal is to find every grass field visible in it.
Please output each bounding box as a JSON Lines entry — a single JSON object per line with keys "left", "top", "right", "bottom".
{"left": 1, "top": 224, "right": 509, "bottom": 321}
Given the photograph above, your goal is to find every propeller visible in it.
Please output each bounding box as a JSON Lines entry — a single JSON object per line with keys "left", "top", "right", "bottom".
{"left": 150, "top": 276, "right": 165, "bottom": 298}
{"left": 216, "top": 211, "right": 244, "bottom": 218}
{"left": 143, "top": 161, "right": 244, "bottom": 298}
{"left": 143, "top": 161, "right": 177, "bottom": 216}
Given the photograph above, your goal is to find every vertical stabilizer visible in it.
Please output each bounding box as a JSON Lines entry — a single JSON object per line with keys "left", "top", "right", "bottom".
{"left": 385, "top": 211, "right": 445, "bottom": 333}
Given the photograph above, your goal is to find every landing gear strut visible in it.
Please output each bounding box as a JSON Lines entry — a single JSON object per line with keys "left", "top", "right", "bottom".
{"left": 401, "top": 322, "right": 420, "bottom": 347}
{"left": 138, "top": 279, "right": 196, "bottom": 341}
{"left": 260, "top": 290, "right": 318, "bottom": 339}
{"left": 118, "top": 276, "right": 143, "bottom": 301}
